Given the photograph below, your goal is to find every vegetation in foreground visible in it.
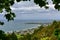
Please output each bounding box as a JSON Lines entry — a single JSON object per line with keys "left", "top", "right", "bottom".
{"left": 0, "top": 21, "right": 60, "bottom": 40}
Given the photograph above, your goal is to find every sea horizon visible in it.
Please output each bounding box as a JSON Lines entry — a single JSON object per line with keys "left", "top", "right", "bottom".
{"left": 0, "top": 19, "right": 59, "bottom": 32}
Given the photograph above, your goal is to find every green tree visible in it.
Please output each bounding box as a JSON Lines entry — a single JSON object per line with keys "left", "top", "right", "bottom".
{"left": 5, "top": 34, "right": 12, "bottom": 40}
{"left": 10, "top": 32, "right": 18, "bottom": 40}
{"left": 0, "top": 30, "right": 6, "bottom": 40}
{"left": 5, "top": 32, "right": 18, "bottom": 40}
{"left": 24, "top": 33, "right": 31, "bottom": 40}
{"left": 54, "top": 29, "right": 60, "bottom": 40}
{"left": 32, "top": 37, "right": 38, "bottom": 40}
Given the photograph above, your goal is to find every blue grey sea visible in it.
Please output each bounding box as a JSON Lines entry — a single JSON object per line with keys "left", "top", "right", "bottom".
{"left": 0, "top": 20, "right": 52, "bottom": 32}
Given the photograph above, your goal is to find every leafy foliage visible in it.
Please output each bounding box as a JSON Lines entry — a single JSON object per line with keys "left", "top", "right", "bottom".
{"left": 34, "top": 0, "right": 49, "bottom": 9}
{"left": 54, "top": 29, "right": 60, "bottom": 40}
{"left": 52, "top": 0, "right": 60, "bottom": 10}
{"left": 0, "top": 30, "right": 6, "bottom": 40}
{"left": 0, "top": 21, "right": 4, "bottom": 25}
{"left": 5, "top": 32, "right": 18, "bottom": 40}
{"left": 4, "top": 12, "right": 16, "bottom": 21}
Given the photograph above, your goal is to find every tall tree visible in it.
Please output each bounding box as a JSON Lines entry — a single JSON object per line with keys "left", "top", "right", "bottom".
{"left": 0, "top": 30, "right": 6, "bottom": 40}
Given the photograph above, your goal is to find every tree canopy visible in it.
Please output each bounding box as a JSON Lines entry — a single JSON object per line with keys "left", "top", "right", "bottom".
{"left": 0, "top": 0, "right": 60, "bottom": 25}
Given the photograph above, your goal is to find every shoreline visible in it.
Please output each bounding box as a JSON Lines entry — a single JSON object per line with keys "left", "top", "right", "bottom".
{"left": 4, "top": 23, "right": 51, "bottom": 34}
{"left": 5, "top": 23, "right": 50, "bottom": 34}
{"left": 5, "top": 24, "right": 41, "bottom": 34}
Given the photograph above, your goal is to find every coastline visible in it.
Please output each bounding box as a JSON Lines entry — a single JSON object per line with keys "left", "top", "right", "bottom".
{"left": 5, "top": 24, "right": 41, "bottom": 34}
{"left": 6, "top": 23, "right": 50, "bottom": 34}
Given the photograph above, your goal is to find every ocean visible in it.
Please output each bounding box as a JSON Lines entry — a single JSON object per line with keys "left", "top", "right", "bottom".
{"left": 0, "top": 20, "right": 52, "bottom": 32}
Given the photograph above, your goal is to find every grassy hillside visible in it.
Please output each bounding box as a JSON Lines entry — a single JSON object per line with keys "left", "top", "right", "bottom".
{"left": 31, "top": 20, "right": 60, "bottom": 40}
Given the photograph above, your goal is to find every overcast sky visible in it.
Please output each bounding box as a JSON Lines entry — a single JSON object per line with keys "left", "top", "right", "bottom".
{"left": 0, "top": 0, "right": 60, "bottom": 20}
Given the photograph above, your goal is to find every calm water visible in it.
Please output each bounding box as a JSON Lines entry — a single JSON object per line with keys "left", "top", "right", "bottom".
{"left": 0, "top": 20, "right": 52, "bottom": 32}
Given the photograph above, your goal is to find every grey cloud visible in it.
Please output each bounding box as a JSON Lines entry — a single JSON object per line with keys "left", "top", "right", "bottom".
{"left": 12, "top": 1, "right": 36, "bottom": 8}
